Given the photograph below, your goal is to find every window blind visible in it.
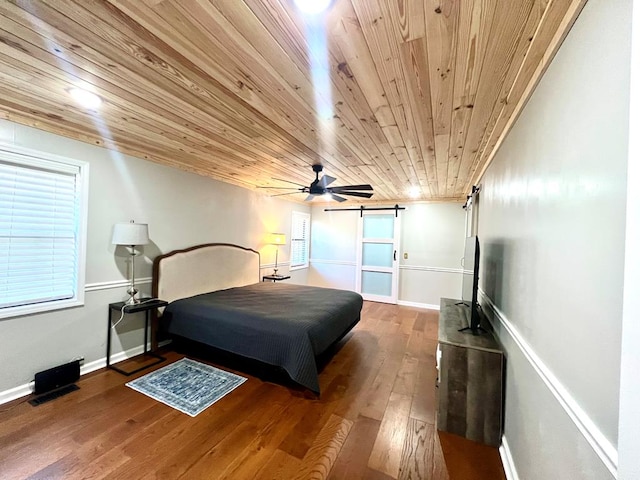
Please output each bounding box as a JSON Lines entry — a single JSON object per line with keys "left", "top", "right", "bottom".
{"left": 290, "top": 211, "right": 310, "bottom": 269}
{"left": 0, "top": 160, "right": 80, "bottom": 310}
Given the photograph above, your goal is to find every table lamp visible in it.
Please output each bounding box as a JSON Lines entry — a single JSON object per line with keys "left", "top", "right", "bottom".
{"left": 268, "top": 233, "right": 286, "bottom": 276}
{"left": 112, "top": 220, "right": 149, "bottom": 304}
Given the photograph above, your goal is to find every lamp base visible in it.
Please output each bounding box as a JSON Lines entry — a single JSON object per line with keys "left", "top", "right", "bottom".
{"left": 125, "top": 286, "right": 139, "bottom": 305}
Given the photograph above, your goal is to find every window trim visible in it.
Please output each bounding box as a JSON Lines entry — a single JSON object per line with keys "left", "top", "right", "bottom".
{"left": 290, "top": 211, "right": 310, "bottom": 271}
{"left": 0, "top": 143, "right": 89, "bottom": 319}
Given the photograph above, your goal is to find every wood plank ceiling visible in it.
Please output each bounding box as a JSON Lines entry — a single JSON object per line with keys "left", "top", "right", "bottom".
{"left": 0, "top": 0, "right": 585, "bottom": 203}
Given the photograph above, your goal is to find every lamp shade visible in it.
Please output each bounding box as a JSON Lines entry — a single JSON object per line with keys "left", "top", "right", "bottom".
{"left": 111, "top": 221, "right": 149, "bottom": 246}
{"left": 268, "top": 233, "right": 286, "bottom": 245}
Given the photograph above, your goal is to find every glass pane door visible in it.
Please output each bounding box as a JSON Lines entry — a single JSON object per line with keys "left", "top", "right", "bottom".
{"left": 356, "top": 212, "right": 400, "bottom": 303}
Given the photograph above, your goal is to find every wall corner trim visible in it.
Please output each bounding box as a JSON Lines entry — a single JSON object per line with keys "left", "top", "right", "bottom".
{"left": 479, "top": 290, "right": 618, "bottom": 478}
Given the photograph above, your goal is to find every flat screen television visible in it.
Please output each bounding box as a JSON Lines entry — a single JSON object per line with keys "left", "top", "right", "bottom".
{"left": 460, "top": 235, "right": 481, "bottom": 334}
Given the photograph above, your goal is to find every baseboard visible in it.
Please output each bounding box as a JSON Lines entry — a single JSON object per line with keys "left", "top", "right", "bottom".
{"left": 480, "top": 290, "right": 618, "bottom": 477}
{"left": 500, "top": 436, "right": 519, "bottom": 480}
{"left": 0, "top": 383, "right": 33, "bottom": 406}
{"left": 397, "top": 300, "right": 440, "bottom": 310}
{"left": 0, "top": 340, "right": 172, "bottom": 406}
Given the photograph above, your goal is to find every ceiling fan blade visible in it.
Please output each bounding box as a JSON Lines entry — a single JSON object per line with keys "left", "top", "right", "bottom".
{"left": 272, "top": 177, "right": 308, "bottom": 187}
{"left": 257, "top": 186, "right": 301, "bottom": 190}
{"left": 330, "top": 184, "right": 374, "bottom": 191}
{"left": 280, "top": 165, "right": 375, "bottom": 202}
{"left": 318, "top": 175, "right": 336, "bottom": 188}
{"left": 337, "top": 191, "right": 374, "bottom": 198}
{"left": 270, "top": 191, "right": 303, "bottom": 197}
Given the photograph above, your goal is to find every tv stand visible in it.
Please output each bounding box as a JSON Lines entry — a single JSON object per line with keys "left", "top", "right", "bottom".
{"left": 453, "top": 301, "right": 486, "bottom": 334}
{"left": 436, "top": 298, "right": 504, "bottom": 446}
{"left": 457, "top": 325, "right": 488, "bottom": 335}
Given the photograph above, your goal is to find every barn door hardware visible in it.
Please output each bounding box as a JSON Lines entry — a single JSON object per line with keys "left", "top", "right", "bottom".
{"left": 323, "top": 204, "right": 405, "bottom": 217}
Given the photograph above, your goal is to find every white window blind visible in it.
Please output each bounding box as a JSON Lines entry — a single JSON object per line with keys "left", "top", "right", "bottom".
{"left": 0, "top": 147, "right": 88, "bottom": 318}
{"left": 290, "top": 211, "right": 310, "bottom": 270}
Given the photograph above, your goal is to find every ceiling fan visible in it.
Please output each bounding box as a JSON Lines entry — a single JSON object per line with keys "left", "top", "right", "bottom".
{"left": 259, "top": 165, "right": 374, "bottom": 202}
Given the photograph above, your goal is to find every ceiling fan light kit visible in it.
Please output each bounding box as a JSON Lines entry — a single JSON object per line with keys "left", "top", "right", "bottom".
{"left": 261, "top": 164, "right": 374, "bottom": 202}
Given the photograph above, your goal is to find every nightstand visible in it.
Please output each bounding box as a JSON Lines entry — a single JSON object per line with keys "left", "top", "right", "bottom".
{"left": 262, "top": 274, "right": 291, "bottom": 282}
{"left": 107, "top": 298, "right": 168, "bottom": 376}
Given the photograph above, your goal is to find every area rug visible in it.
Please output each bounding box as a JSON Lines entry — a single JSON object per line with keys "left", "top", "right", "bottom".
{"left": 126, "top": 358, "right": 247, "bottom": 417}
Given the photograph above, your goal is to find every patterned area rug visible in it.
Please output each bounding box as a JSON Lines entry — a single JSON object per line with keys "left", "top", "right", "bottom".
{"left": 126, "top": 358, "right": 247, "bottom": 417}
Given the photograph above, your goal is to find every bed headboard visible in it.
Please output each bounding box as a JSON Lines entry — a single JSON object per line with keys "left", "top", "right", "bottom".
{"left": 152, "top": 243, "right": 260, "bottom": 305}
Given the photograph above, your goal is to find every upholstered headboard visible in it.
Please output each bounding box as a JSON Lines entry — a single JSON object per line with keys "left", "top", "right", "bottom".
{"left": 152, "top": 243, "right": 260, "bottom": 306}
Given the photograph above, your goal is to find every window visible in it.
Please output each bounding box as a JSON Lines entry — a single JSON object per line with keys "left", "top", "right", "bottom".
{"left": 290, "top": 211, "right": 310, "bottom": 270}
{"left": 0, "top": 145, "right": 89, "bottom": 319}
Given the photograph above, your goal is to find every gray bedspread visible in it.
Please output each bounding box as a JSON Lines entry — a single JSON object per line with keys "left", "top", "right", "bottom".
{"left": 163, "top": 282, "right": 363, "bottom": 394}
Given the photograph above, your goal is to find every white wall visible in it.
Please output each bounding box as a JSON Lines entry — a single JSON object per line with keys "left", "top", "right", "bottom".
{"left": 0, "top": 118, "right": 309, "bottom": 398}
{"left": 308, "top": 203, "right": 465, "bottom": 308}
{"left": 308, "top": 207, "right": 359, "bottom": 290}
{"left": 477, "top": 0, "right": 631, "bottom": 478}
{"left": 399, "top": 203, "right": 466, "bottom": 308}
{"left": 617, "top": 1, "right": 640, "bottom": 478}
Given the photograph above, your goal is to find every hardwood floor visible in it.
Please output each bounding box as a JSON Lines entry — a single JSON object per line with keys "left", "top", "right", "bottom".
{"left": 0, "top": 302, "right": 506, "bottom": 480}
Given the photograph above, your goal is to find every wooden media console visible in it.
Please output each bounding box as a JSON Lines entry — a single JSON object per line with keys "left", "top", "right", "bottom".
{"left": 437, "top": 297, "right": 504, "bottom": 447}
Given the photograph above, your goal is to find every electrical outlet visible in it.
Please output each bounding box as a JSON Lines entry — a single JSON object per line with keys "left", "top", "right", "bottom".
{"left": 403, "top": 252, "right": 408, "bottom": 259}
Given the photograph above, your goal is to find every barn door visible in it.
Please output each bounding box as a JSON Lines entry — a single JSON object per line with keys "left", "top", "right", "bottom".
{"left": 356, "top": 211, "right": 400, "bottom": 303}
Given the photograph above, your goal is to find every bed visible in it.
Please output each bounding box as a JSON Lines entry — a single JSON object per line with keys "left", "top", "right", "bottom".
{"left": 151, "top": 243, "right": 363, "bottom": 394}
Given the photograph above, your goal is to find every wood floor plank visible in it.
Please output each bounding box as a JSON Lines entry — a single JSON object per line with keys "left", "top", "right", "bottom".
{"left": 278, "top": 396, "right": 340, "bottom": 459}
{"left": 0, "top": 302, "right": 506, "bottom": 480}
{"left": 421, "top": 310, "right": 440, "bottom": 338}
{"left": 368, "top": 391, "right": 413, "bottom": 478}
{"left": 329, "top": 330, "right": 383, "bottom": 422}
{"left": 105, "top": 372, "right": 268, "bottom": 479}
{"left": 332, "top": 351, "right": 384, "bottom": 422}
{"left": 291, "top": 413, "right": 353, "bottom": 480}
{"left": 157, "top": 384, "right": 290, "bottom": 479}
{"left": 407, "top": 330, "right": 439, "bottom": 361}
{"left": 328, "top": 415, "right": 381, "bottom": 480}
{"left": 213, "top": 395, "right": 311, "bottom": 479}
{"left": 177, "top": 421, "right": 261, "bottom": 479}
{"left": 384, "top": 332, "right": 411, "bottom": 355}
{"left": 413, "top": 315, "right": 427, "bottom": 332}
{"left": 365, "top": 467, "right": 398, "bottom": 480}
{"left": 398, "top": 308, "right": 419, "bottom": 335}
{"left": 410, "top": 360, "right": 438, "bottom": 425}
{"left": 432, "top": 430, "right": 451, "bottom": 480}
{"left": 0, "top": 379, "right": 137, "bottom": 465}
{"left": 278, "top": 411, "right": 328, "bottom": 459}
{"left": 398, "top": 418, "right": 433, "bottom": 480}
{"left": 392, "top": 354, "right": 420, "bottom": 396}
{"left": 359, "top": 354, "right": 403, "bottom": 421}
{"left": 47, "top": 403, "right": 169, "bottom": 480}
{"left": 438, "top": 431, "right": 507, "bottom": 480}
{"left": 253, "top": 449, "right": 303, "bottom": 480}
